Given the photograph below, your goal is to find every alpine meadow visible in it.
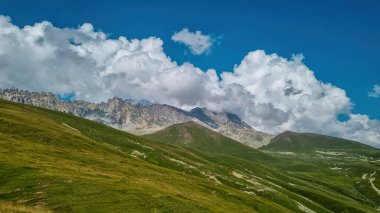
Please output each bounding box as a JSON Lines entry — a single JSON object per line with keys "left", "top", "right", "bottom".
{"left": 0, "top": 1, "right": 380, "bottom": 212}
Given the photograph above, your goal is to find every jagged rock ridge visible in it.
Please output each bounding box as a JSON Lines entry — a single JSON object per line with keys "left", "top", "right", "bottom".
{"left": 0, "top": 88, "right": 272, "bottom": 148}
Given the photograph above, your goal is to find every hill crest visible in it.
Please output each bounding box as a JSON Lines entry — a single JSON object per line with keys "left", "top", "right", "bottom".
{"left": 260, "top": 130, "right": 378, "bottom": 153}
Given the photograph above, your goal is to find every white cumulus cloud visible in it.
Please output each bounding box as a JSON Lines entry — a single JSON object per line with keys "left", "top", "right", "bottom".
{"left": 368, "top": 84, "right": 380, "bottom": 98}
{"left": 171, "top": 28, "right": 214, "bottom": 55}
{"left": 0, "top": 15, "right": 379, "bottom": 146}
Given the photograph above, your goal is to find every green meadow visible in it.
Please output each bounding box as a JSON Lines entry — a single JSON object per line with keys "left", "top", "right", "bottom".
{"left": 1, "top": 99, "right": 379, "bottom": 212}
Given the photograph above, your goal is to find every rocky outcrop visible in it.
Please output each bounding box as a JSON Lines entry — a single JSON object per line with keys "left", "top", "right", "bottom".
{"left": 189, "top": 108, "right": 272, "bottom": 148}
{"left": 0, "top": 88, "right": 272, "bottom": 148}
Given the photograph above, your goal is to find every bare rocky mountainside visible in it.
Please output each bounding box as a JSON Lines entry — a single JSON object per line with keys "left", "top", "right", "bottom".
{"left": 0, "top": 88, "right": 272, "bottom": 148}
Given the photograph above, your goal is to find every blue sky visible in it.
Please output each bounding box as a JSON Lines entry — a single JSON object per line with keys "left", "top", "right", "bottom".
{"left": 2, "top": 0, "right": 378, "bottom": 119}
{"left": 0, "top": 0, "right": 379, "bottom": 133}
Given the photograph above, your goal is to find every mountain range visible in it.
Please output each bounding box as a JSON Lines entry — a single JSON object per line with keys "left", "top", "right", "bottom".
{"left": 0, "top": 88, "right": 272, "bottom": 148}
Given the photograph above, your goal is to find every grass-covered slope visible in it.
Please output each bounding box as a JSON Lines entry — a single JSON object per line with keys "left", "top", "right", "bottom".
{"left": 0, "top": 99, "right": 379, "bottom": 212}
{"left": 260, "top": 131, "right": 379, "bottom": 155}
{"left": 259, "top": 131, "right": 380, "bottom": 212}
{"left": 144, "top": 121, "right": 273, "bottom": 162}
{"left": 0, "top": 100, "right": 288, "bottom": 212}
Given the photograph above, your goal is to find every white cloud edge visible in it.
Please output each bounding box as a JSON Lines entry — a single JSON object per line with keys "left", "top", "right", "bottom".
{"left": 368, "top": 84, "right": 380, "bottom": 98}
{"left": 0, "top": 15, "right": 379, "bottom": 146}
{"left": 171, "top": 28, "right": 214, "bottom": 55}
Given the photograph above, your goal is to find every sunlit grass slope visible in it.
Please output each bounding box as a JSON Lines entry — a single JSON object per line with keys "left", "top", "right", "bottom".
{"left": 260, "top": 131, "right": 379, "bottom": 155}
{"left": 0, "top": 100, "right": 295, "bottom": 212}
{"left": 144, "top": 121, "right": 274, "bottom": 162}
{"left": 0, "top": 99, "right": 379, "bottom": 212}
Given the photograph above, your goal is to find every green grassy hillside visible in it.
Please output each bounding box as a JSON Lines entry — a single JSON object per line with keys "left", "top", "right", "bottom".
{"left": 259, "top": 131, "right": 380, "bottom": 211}
{"left": 260, "top": 131, "right": 379, "bottom": 155}
{"left": 144, "top": 121, "right": 274, "bottom": 162}
{"left": 0, "top": 99, "right": 379, "bottom": 212}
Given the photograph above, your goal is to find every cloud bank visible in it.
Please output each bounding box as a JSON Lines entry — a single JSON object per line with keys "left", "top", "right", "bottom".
{"left": 368, "top": 84, "right": 380, "bottom": 98}
{"left": 0, "top": 16, "right": 379, "bottom": 146}
{"left": 171, "top": 28, "right": 213, "bottom": 55}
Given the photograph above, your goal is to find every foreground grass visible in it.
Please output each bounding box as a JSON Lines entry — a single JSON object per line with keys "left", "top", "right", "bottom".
{"left": 0, "top": 99, "right": 379, "bottom": 212}
{"left": 0, "top": 200, "right": 51, "bottom": 213}
{"left": 0, "top": 100, "right": 288, "bottom": 212}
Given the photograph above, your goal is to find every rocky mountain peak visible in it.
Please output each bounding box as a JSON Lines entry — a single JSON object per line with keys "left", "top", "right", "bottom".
{"left": 0, "top": 88, "right": 272, "bottom": 148}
